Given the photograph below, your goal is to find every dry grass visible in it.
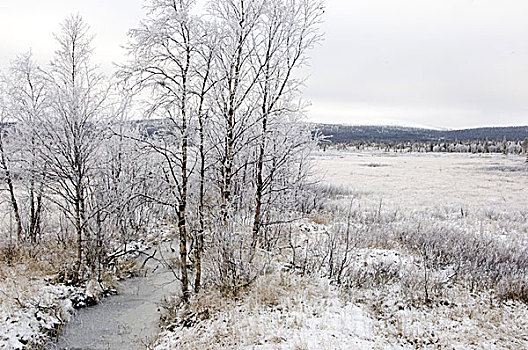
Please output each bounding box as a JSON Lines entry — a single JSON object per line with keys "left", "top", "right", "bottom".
{"left": 0, "top": 239, "right": 74, "bottom": 302}
{"left": 155, "top": 267, "right": 375, "bottom": 349}
{"left": 304, "top": 151, "right": 528, "bottom": 347}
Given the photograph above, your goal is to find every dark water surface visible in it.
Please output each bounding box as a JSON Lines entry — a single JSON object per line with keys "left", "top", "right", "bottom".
{"left": 47, "top": 246, "right": 178, "bottom": 350}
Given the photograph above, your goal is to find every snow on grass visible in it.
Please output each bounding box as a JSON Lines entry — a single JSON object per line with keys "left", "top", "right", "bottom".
{"left": 305, "top": 151, "right": 528, "bottom": 348}
{"left": 154, "top": 272, "right": 382, "bottom": 349}
{"left": 0, "top": 283, "right": 81, "bottom": 349}
{"left": 0, "top": 270, "right": 95, "bottom": 350}
{"left": 359, "top": 286, "right": 528, "bottom": 349}
{"left": 313, "top": 151, "right": 528, "bottom": 213}
{"left": 0, "top": 237, "right": 154, "bottom": 349}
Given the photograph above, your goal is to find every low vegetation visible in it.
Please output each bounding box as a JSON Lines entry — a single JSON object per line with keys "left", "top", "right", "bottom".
{"left": 152, "top": 156, "right": 528, "bottom": 348}
{"left": 1, "top": 0, "right": 527, "bottom": 348}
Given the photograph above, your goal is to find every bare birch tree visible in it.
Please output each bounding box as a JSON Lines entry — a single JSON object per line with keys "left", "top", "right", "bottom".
{"left": 2, "top": 53, "right": 50, "bottom": 243}
{"left": 38, "top": 15, "right": 108, "bottom": 281}
{"left": 123, "top": 0, "right": 212, "bottom": 300}
{"left": 0, "top": 89, "right": 23, "bottom": 242}
{"left": 207, "top": 0, "right": 266, "bottom": 222}
{"left": 251, "top": 0, "right": 323, "bottom": 246}
{"left": 121, "top": 0, "right": 323, "bottom": 297}
{"left": 192, "top": 21, "right": 218, "bottom": 293}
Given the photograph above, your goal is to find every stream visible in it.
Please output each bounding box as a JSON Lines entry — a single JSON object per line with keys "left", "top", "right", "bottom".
{"left": 46, "top": 244, "right": 178, "bottom": 350}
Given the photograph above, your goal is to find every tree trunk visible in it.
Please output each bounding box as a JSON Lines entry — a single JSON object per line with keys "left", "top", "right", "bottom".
{"left": 74, "top": 183, "right": 84, "bottom": 281}
{"left": 179, "top": 119, "right": 189, "bottom": 301}
{"left": 252, "top": 115, "right": 267, "bottom": 246}
{"left": 194, "top": 46, "right": 213, "bottom": 293}
{"left": 195, "top": 114, "right": 205, "bottom": 293}
{"left": 0, "top": 131, "right": 23, "bottom": 242}
{"left": 178, "top": 43, "right": 191, "bottom": 302}
{"left": 221, "top": 114, "right": 234, "bottom": 223}
{"left": 221, "top": 10, "right": 245, "bottom": 222}
{"left": 74, "top": 143, "right": 86, "bottom": 282}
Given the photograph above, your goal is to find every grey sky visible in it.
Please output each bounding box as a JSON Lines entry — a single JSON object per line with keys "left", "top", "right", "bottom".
{"left": 1, "top": 0, "right": 527, "bottom": 129}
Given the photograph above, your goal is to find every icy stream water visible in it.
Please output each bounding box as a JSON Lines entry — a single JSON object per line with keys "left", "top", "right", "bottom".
{"left": 46, "top": 244, "right": 178, "bottom": 350}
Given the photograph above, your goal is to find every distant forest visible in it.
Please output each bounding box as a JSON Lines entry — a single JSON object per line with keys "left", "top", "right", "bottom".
{"left": 315, "top": 124, "right": 528, "bottom": 143}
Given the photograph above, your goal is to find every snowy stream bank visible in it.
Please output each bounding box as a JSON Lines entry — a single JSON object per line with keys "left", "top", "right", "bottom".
{"left": 46, "top": 244, "right": 178, "bottom": 350}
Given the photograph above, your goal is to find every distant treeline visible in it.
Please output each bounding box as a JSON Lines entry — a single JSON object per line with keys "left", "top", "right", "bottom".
{"left": 329, "top": 139, "right": 528, "bottom": 155}
{"left": 314, "top": 124, "right": 528, "bottom": 143}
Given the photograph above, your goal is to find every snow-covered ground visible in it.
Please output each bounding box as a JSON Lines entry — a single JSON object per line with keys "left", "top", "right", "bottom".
{"left": 154, "top": 272, "right": 383, "bottom": 349}
{"left": 2, "top": 151, "right": 527, "bottom": 349}
{"left": 0, "top": 265, "right": 108, "bottom": 349}
{"left": 313, "top": 150, "right": 528, "bottom": 212}
{"left": 154, "top": 150, "right": 528, "bottom": 349}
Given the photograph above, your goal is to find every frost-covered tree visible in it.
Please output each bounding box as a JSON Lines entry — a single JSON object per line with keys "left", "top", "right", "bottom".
{"left": 121, "top": 0, "right": 323, "bottom": 299}
{"left": 123, "top": 0, "right": 216, "bottom": 300}
{"left": 1, "top": 53, "right": 50, "bottom": 243}
{"left": 203, "top": 0, "right": 322, "bottom": 290}
{"left": 522, "top": 138, "right": 528, "bottom": 163}
{"left": 87, "top": 102, "right": 158, "bottom": 280}
{"left": 206, "top": 0, "right": 268, "bottom": 222}
{"left": 250, "top": 0, "right": 323, "bottom": 245}
{"left": 38, "top": 15, "right": 109, "bottom": 281}
{"left": 0, "top": 84, "right": 23, "bottom": 242}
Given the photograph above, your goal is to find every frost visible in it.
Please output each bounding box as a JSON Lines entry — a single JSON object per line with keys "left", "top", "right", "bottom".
{"left": 154, "top": 274, "right": 382, "bottom": 349}
{"left": 0, "top": 280, "right": 106, "bottom": 349}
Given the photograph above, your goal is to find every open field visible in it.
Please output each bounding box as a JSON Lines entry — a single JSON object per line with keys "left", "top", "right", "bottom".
{"left": 314, "top": 150, "right": 528, "bottom": 212}
{"left": 309, "top": 150, "right": 528, "bottom": 348}
{"left": 153, "top": 150, "right": 528, "bottom": 349}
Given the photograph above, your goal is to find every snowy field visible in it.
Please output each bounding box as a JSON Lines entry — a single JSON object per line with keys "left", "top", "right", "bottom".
{"left": 153, "top": 150, "right": 528, "bottom": 349}
{"left": 313, "top": 150, "right": 528, "bottom": 212}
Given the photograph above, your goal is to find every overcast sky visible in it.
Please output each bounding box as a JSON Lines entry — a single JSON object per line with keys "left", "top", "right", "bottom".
{"left": 1, "top": 0, "right": 527, "bottom": 129}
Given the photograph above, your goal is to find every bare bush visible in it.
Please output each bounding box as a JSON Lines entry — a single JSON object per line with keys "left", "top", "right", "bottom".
{"left": 395, "top": 219, "right": 528, "bottom": 302}
{"left": 204, "top": 220, "right": 272, "bottom": 296}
